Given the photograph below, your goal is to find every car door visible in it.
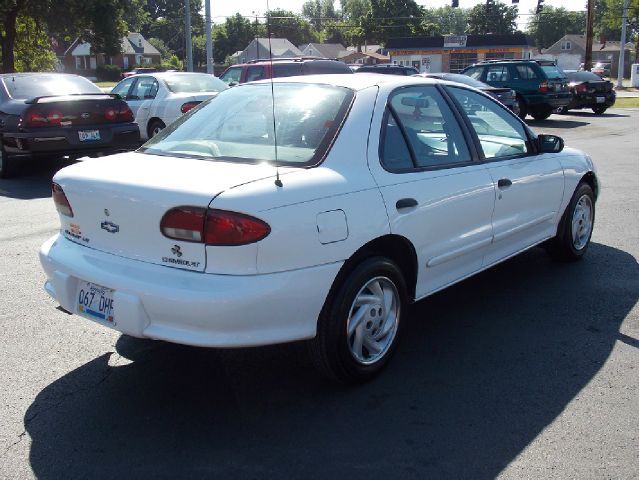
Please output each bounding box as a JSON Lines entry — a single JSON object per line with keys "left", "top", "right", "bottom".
{"left": 447, "top": 86, "right": 565, "bottom": 267}
{"left": 127, "top": 76, "right": 159, "bottom": 130}
{"left": 367, "top": 85, "right": 496, "bottom": 299}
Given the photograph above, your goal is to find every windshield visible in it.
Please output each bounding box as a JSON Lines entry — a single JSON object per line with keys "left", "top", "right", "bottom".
{"left": 540, "top": 65, "right": 566, "bottom": 80}
{"left": 2, "top": 74, "right": 102, "bottom": 99}
{"left": 141, "top": 82, "right": 354, "bottom": 166}
{"left": 163, "top": 74, "right": 228, "bottom": 93}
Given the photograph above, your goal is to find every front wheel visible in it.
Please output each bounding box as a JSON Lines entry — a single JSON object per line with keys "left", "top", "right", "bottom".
{"left": 530, "top": 106, "right": 553, "bottom": 120}
{"left": 592, "top": 106, "right": 607, "bottom": 115}
{"left": 547, "top": 182, "right": 595, "bottom": 261}
{"left": 147, "top": 119, "right": 166, "bottom": 138}
{"left": 309, "top": 257, "right": 407, "bottom": 383}
{"left": 517, "top": 98, "right": 528, "bottom": 120}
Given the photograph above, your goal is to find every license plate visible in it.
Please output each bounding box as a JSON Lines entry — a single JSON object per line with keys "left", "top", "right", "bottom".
{"left": 79, "top": 130, "right": 100, "bottom": 142}
{"left": 76, "top": 281, "right": 115, "bottom": 323}
{"left": 596, "top": 97, "right": 606, "bottom": 104}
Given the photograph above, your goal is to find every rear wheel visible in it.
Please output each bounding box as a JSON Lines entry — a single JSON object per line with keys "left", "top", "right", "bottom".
{"left": 557, "top": 106, "right": 569, "bottom": 114}
{"left": 0, "top": 144, "right": 18, "bottom": 179}
{"left": 547, "top": 182, "right": 595, "bottom": 261}
{"left": 592, "top": 106, "right": 607, "bottom": 115}
{"left": 517, "top": 98, "right": 528, "bottom": 119}
{"left": 309, "top": 257, "right": 407, "bottom": 383}
{"left": 148, "top": 119, "right": 166, "bottom": 138}
{"left": 530, "top": 106, "right": 553, "bottom": 120}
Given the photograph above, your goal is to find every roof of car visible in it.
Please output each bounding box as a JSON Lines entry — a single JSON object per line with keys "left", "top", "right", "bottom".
{"left": 251, "top": 73, "right": 440, "bottom": 91}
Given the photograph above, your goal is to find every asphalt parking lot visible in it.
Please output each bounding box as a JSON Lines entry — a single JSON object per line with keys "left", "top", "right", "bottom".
{"left": 1, "top": 109, "right": 638, "bottom": 479}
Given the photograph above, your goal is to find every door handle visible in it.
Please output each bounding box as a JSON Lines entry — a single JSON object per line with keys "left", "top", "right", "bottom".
{"left": 497, "top": 178, "right": 512, "bottom": 188}
{"left": 396, "top": 198, "right": 418, "bottom": 210}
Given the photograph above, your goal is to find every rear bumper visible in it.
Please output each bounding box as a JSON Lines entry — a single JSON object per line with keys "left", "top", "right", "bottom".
{"left": 524, "top": 93, "right": 571, "bottom": 108}
{"left": 567, "top": 92, "right": 616, "bottom": 109}
{"left": 39, "top": 234, "right": 341, "bottom": 348}
{"left": 2, "top": 123, "right": 141, "bottom": 159}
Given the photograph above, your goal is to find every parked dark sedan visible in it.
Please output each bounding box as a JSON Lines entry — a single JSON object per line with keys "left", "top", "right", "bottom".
{"left": 0, "top": 73, "right": 140, "bottom": 178}
{"left": 561, "top": 70, "right": 616, "bottom": 115}
{"left": 414, "top": 72, "right": 520, "bottom": 115}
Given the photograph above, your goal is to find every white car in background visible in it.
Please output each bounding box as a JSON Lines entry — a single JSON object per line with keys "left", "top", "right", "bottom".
{"left": 40, "top": 75, "right": 598, "bottom": 383}
{"left": 111, "top": 72, "right": 227, "bottom": 140}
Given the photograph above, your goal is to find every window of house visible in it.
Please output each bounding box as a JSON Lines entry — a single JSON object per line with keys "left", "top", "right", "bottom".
{"left": 561, "top": 41, "right": 571, "bottom": 50}
{"left": 75, "top": 57, "right": 82, "bottom": 70}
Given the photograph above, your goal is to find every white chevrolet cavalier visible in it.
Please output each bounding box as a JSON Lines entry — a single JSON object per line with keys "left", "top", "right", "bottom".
{"left": 40, "top": 75, "right": 598, "bottom": 383}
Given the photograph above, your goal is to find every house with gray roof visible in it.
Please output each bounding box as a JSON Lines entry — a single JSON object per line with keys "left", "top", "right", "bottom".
{"left": 298, "top": 43, "right": 349, "bottom": 59}
{"left": 541, "top": 34, "right": 635, "bottom": 77}
{"left": 237, "top": 38, "right": 302, "bottom": 63}
{"left": 63, "top": 32, "right": 161, "bottom": 75}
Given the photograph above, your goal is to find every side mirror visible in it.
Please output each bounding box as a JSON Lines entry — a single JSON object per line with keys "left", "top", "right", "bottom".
{"left": 228, "top": 81, "right": 239, "bottom": 87}
{"left": 538, "top": 134, "right": 564, "bottom": 153}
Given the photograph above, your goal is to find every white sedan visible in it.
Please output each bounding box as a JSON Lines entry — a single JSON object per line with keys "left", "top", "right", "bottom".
{"left": 40, "top": 75, "right": 598, "bottom": 383}
{"left": 111, "top": 72, "right": 227, "bottom": 140}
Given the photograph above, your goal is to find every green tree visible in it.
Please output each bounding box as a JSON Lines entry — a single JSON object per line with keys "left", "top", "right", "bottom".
{"left": 302, "top": 0, "right": 338, "bottom": 31}
{"left": 341, "top": 0, "right": 371, "bottom": 22}
{"left": 595, "top": 0, "right": 639, "bottom": 59}
{"left": 466, "top": 1, "right": 518, "bottom": 35}
{"left": 422, "top": 6, "right": 469, "bottom": 35}
{"left": 212, "top": 13, "right": 263, "bottom": 64}
{"left": 1, "top": 0, "right": 130, "bottom": 73}
{"left": 264, "top": 9, "right": 317, "bottom": 46}
{"left": 13, "top": 15, "right": 56, "bottom": 71}
{"left": 365, "top": 0, "right": 425, "bottom": 44}
{"left": 526, "top": 6, "right": 586, "bottom": 49}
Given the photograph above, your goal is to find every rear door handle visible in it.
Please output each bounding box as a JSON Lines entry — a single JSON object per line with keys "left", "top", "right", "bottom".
{"left": 497, "top": 178, "right": 512, "bottom": 188}
{"left": 396, "top": 198, "right": 418, "bottom": 210}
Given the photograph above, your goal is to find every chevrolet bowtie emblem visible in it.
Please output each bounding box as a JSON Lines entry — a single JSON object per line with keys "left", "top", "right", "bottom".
{"left": 101, "top": 221, "right": 119, "bottom": 234}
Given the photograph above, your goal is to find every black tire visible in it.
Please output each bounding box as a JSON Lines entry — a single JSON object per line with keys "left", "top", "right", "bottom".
{"left": 547, "top": 182, "right": 595, "bottom": 262}
{"left": 308, "top": 257, "right": 408, "bottom": 383}
{"left": 592, "top": 106, "right": 607, "bottom": 115}
{"left": 557, "top": 106, "right": 569, "bottom": 114}
{"left": 517, "top": 98, "right": 528, "bottom": 120}
{"left": 0, "top": 142, "right": 18, "bottom": 179}
{"left": 147, "top": 119, "right": 166, "bottom": 138}
{"left": 530, "top": 106, "right": 553, "bottom": 120}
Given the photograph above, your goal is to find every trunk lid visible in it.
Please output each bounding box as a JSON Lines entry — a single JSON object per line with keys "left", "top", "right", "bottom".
{"left": 54, "top": 151, "right": 281, "bottom": 272}
{"left": 23, "top": 94, "right": 132, "bottom": 128}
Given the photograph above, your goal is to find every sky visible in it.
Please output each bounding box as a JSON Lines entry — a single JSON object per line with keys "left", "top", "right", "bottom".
{"left": 208, "top": 0, "right": 585, "bottom": 27}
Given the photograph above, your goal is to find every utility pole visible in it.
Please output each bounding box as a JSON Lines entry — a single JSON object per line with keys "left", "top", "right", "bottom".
{"left": 205, "top": 0, "right": 213, "bottom": 74}
{"left": 584, "top": 0, "right": 595, "bottom": 71}
{"left": 185, "top": 0, "right": 193, "bottom": 72}
{"left": 617, "top": 0, "right": 629, "bottom": 87}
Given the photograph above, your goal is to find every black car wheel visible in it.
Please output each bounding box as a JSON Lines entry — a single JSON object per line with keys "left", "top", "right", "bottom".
{"left": 309, "top": 256, "right": 407, "bottom": 383}
{"left": 530, "top": 106, "right": 553, "bottom": 120}
{"left": 148, "top": 119, "right": 166, "bottom": 138}
{"left": 557, "top": 106, "right": 569, "bottom": 114}
{"left": 0, "top": 142, "right": 18, "bottom": 179}
{"left": 516, "top": 98, "right": 528, "bottom": 120}
{"left": 592, "top": 106, "right": 607, "bottom": 115}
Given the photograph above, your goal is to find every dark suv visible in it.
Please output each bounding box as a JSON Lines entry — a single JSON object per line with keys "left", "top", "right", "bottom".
{"left": 219, "top": 57, "right": 352, "bottom": 86}
{"left": 461, "top": 60, "right": 570, "bottom": 120}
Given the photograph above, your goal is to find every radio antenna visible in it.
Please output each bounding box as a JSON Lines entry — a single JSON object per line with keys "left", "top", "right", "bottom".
{"left": 265, "top": 0, "right": 283, "bottom": 187}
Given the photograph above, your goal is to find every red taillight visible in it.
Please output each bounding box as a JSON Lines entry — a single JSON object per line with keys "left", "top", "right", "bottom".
{"left": 118, "top": 105, "right": 134, "bottom": 122}
{"left": 538, "top": 81, "right": 550, "bottom": 93}
{"left": 575, "top": 83, "right": 587, "bottom": 94}
{"left": 47, "top": 110, "right": 63, "bottom": 126}
{"left": 52, "top": 183, "right": 73, "bottom": 217}
{"left": 204, "top": 209, "right": 271, "bottom": 246}
{"left": 25, "top": 110, "right": 48, "bottom": 127}
{"left": 160, "top": 207, "right": 271, "bottom": 246}
{"left": 104, "top": 107, "right": 117, "bottom": 121}
{"left": 180, "top": 101, "right": 201, "bottom": 114}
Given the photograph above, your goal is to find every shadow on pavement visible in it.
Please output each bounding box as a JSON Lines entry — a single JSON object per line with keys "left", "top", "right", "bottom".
{"left": 0, "top": 157, "right": 74, "bottom": 200}
{"left": 25, "top": 243, "right": 638, "bottom": 479}
{"left": 526, "top": 118, "right": 590, "bottom": 129}
{"left": 562, "top": 111, "right": 630, "bottom": 119}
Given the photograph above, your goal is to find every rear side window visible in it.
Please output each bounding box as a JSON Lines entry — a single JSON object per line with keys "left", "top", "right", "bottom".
{"left": 486, "top": 66, "right": 510, "bottom": 82}
{"left": 303, "top": 61, "right": 352, "bottom": 75}
{"left": 540, "top": 65, "right": 565, "bottom": 80}
{"left": 515, "top": 65, "right": 539, "bottom": 80}
{"left": 273, "top": 63, "right": 302, "bottom": 78}
{"left": 381, "top": 86, "right": 471, "bottom": 170}
{"left": 464, "top": 67, "right": 484, "bottom": 80}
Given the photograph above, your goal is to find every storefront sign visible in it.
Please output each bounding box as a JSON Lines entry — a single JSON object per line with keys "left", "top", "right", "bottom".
{"left": 391, "top": 47, "right": 521, "bottom": 56}
{"left": 444, "top": 35, "right": 467, "bottom": 47}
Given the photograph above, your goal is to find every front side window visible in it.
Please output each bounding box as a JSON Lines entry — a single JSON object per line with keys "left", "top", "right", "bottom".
{"left": 112, "top": 77, "right": 135, "bottom": 98}
{"left": 220, "top": 67, "right": 241, "bottom": 85}
{"left": 486, "top": 66, "right": 510, "bottom": 82}
{"left": 464, "top": 67, "right": 484, "bottom": 80}
{"left": 141, "top": 83, "right": 353, "bottom": 166}
{"left": 381, "top": 86, "right": 471, "bottom": 170}
{"left": 449, "top": 87, "right": 529, "bottom": 160}
{"left": 246, "top": 66, "right": 266, "bottom": 82}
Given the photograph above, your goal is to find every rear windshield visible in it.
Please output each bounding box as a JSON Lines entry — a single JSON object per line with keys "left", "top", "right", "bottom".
{"left": 141, "top": 83, "right": 354, "bottom": 166}
{"left": 163, "top": 74, "right": 227, "bottom": 93}
{"left": 567, "top": 71, "right": 604, "bottom": 82}
{"left": 540, "top": 65, "right": 566, "bottom": 80}
{"left": 2, "top": 74, "right": 102, "bottom": 99}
